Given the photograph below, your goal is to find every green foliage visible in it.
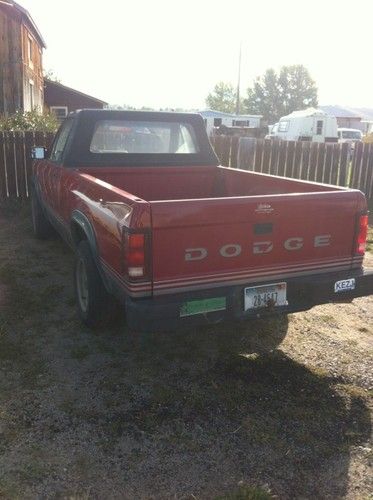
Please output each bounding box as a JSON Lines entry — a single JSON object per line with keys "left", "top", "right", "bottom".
{"left": 43, "top": 69, "right": 61, "bottom": 83}
{"left": 245, "top": 65, "right": 318, "bottom": 123}
{"left": 206, "top": 81, "right": 240, "bottom": 113}
{"left": 0, "top": 109, "right": 59, "bottom": 132}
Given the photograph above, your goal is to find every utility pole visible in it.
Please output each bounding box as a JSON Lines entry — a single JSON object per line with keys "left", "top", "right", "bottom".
{"left": 235, "top": 42, "right": 242, "bottom": 115}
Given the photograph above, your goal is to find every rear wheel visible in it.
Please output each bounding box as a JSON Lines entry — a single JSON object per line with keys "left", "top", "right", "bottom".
{"left": 74, "top": 240, "right": 116, "bottom": 328}
{"left": 31, "top": 189, "right": 54, "bottom": 239}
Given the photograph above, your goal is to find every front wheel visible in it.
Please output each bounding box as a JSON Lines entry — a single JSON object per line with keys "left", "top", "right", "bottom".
{"left": 74, "top": 240, "right": 116, "bottom": 328}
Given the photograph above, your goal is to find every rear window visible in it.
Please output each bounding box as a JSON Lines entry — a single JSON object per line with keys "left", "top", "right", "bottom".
{"left": 90, "top": 120, "right": 199, "bottom": 154}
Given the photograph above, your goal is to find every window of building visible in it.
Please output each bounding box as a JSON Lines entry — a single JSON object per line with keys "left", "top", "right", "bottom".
{"left": 51, "top": 106, "right": 69, "bottom": 122}
{"left": 29, "top": 81, "right": 34, "bottom": 109}
{"left": 213, "top": 118, "right": 222, "bottom": 127}
{"left": 316, "top": 120, "right": 323, "bottom": 135}
{"left": 233, "top": 120, "right": 250, "bottom": 126}
{"left": 28, "top": 36, "right": 33, "bottom": 68}
{"left": 278, "top": 120, "right": 290, "bottom": 132}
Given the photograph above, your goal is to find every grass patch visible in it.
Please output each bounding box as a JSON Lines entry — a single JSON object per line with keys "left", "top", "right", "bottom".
{"left": 216, "top": 485, "right": 273, "bottom": 500}
{"left": 71, "top": 345, "right": 90, "bottom": 361}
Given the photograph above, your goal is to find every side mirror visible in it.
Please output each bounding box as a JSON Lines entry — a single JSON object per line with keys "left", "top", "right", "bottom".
{"left": 31, "top": 146, "right": 47, "bottom": 160}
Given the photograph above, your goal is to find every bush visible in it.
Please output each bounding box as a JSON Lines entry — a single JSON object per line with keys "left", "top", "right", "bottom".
{"left": 0, "top": 109, "right": 59, "bottom": 133}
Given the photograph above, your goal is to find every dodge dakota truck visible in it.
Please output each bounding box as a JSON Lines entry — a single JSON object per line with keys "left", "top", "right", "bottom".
{"left": 31, "top": 110, "right": 373, "bottom": 331}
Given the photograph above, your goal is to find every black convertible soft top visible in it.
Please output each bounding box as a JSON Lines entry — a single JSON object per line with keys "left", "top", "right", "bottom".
{"left": 61, "top": 109, "right": 219, "bottom": 168}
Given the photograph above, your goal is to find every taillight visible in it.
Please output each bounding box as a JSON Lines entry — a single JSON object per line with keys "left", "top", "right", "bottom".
{"left": 355, "top": 214, "right": 368, "bottom": 255}
{"left": 124, "top": 232, "right": 147, "bottom": 278}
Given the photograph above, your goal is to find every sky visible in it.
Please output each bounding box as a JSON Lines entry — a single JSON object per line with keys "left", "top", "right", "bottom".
{"left": 20, "top": 0, "right": 373, "bottom": 110}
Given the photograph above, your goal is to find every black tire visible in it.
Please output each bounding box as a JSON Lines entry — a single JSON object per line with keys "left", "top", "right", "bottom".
{"left": 31, "top": 189, "right": 54, "bottom": 239}
{"left": 74, "top": 240, "right": 116, "bottom": 328}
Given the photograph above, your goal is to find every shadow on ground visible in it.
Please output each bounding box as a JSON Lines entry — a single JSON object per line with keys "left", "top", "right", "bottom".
{"left": 0, "top": 203, "right": 371, "bottom": 498}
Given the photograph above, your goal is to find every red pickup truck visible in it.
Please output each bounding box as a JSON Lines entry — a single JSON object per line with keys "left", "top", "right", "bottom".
{"left": 31, "top": 110, "right": 373, "bottom": 331}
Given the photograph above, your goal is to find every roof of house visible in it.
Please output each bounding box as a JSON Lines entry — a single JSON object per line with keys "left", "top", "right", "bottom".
{"left": 199, "top": 109, "right": 262, "bottom": 119}
{"left": 0, "top": 0, "right": 46, "bottom": 48}
{"left": 319, "top": 105, "right": 362, "bottom": 119}
{"left": 348, "top": 107, "right": 373, "bottom": 121}
{"left": 44, "top": 79, "right": 108, "bottom": 106}
{"left": 281, "top": 107, "right": 329, "bottom": 119}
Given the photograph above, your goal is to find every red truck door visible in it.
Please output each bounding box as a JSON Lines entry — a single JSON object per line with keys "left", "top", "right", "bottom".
{"left": 39, "top": 118, "right": 75, "bottom": 215}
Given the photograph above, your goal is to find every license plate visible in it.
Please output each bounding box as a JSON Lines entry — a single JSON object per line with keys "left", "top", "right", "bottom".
{"left": 244, "top": 282, "right": 287, "bottom": 311}
{"left": 334, "top": 278, "right": 355, "bottom": 293}
{"left": 180, "top": 297, "right": 226, "bottom": 317}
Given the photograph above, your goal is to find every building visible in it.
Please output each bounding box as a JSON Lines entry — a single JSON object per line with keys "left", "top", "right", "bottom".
{"left": 319, "top": 105, "right": 363, "bottom": 131}
{"left": 198, "top": 109, "right": 262, "bottom": 135}
{"left": 44, "top": 79, "right": 107, "bottom": 121}
{"left": 0, "top": 0, "right": 46, "bottom": 115}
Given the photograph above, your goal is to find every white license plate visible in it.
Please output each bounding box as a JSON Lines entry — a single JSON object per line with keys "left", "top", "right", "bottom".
{"left": 334, "top": 278, "right": 355, "bottom": 293}
{"left": 244, "top": 282, "right": 287, "bottom": 311}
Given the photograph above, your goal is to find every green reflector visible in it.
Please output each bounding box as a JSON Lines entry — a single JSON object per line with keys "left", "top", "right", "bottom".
{"left": 180, "top": 297, "right": 226, "bottom": 317}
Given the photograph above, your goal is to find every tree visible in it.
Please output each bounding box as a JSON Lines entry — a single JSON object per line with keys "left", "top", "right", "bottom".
{"left": 0, "top": 109, "right": 59, "bottom": 132}
{"left": 206, "top": 82, "right": 237, "bottom": 113}
{"left": 43, "top": 69, "right": 61, "bottom": 83}
{"left": 244, "top": 65, "right": 318, "bottom": 123}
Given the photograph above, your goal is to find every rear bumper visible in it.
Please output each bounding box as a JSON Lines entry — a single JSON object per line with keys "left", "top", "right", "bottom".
{"left": 125, "top": 267, "right": 373, "bottom": 332}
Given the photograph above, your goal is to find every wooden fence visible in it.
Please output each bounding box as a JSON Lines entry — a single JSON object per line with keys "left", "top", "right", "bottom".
{"left": 0, "top": 132, "right": 372, "bottom": 201}
{"left": 211, "top": 136, "right": 373, "bottom": 201}
{"left": 0, "top": 131, "right": 54, "bottom": 200}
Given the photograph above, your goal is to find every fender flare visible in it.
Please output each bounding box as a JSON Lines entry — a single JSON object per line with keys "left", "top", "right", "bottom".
{"left": 70, "top": 210, "right": 111, "bottom": 292}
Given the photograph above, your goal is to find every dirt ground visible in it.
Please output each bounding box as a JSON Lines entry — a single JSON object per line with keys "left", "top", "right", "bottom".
{"left": 0, "top": 204, "right": 372, "bottom": 500}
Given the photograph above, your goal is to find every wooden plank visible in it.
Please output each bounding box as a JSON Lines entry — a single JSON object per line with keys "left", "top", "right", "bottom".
{"left": 365, "top": 144, "right": 373, "bottom": 200}
{"left": 284, "top": 141, "right": 295, "bottom": 177}
{"left": 330, "top": 144, "right": 340, "bottom": 186}
{"left": 323, "top": 144, "right": 333, "bottom": 184}
{"left": 237, "top": 137, "right": 256, "bottom": 170}
{"left": 220, "top": 136, "right": 231, "bottom": 167}
{"left": 316, "top": 143, "right": 326, "bottom": 183}
{"left": 253, "top": 139, "right": 264, "bottom": 172}
{"left": 351, "top": 141, "right": 363, "bottom": 188}
{"left": 212, "top": 135, "right": 224, "bottom": 164}
{"left": 300, "top": 142, "right": 310, "bottom": 180}
{"left": 5, "top": 132, "right": 17, "bottom": 198}
{"left": 261, "top": 139, "right": 271, "bottom": 174}
{"left": 338, "top": 142, "right": 349, "bottom": 186}
{"left": 358, "top": 143, "right": 370, "bottom": 195}
{"left": 230, "top": 136, "right": 239, "bottom": 168}
{"left": 308, "top": 142, "right": 319, "bottom": 181}
{"left": 292, "top": 141, "right": 303, "bottom": 179}
{"left": 24, "top": 132, "right": 35, "bottom": 197}
{"left": 268, "top": 139, "right": 279, "bottom": 175}
{"left": 0, "top": 132, "right": 8, "bottom": 200}
{"left": 277, "top": 141, "right": 287, "bottom": 177}
{"left": 13, "top": 132, "right": 26, "bottom": 199}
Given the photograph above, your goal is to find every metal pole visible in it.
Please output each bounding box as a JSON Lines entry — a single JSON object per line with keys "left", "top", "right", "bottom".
{"left": 236, "top": 42, "right": 242, "bottom": 115}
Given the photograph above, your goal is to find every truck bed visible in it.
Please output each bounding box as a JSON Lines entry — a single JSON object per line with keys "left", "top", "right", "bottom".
{"left": 80, "top": 165, "right": 338, "bottom": 201}
{"left": 76, "top": 165, "right": 364, "bottom": 297}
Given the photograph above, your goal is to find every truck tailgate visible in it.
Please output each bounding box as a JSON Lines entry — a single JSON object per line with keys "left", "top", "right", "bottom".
{"left": 150, "top": 191, "right": 362, "bottom": 295}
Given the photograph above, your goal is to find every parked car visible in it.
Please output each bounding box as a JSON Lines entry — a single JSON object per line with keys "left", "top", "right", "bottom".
{"left": 270, "top": 108, "right": 338, "bottom": 143}
{"left": 338, "top": 128, "right": 363, "bottom": 148}
{"left": 31, "top": 110, "right": 373, "bottom": 332}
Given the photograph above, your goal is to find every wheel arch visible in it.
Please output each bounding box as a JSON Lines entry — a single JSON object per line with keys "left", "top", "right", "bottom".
{"left": 70, "top": 210, "right": 111, "bottom": 292}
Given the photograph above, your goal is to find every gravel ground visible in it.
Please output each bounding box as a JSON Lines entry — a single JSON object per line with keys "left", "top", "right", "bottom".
{"left": 0, "top": 204, "right": 372, "bottom": 499}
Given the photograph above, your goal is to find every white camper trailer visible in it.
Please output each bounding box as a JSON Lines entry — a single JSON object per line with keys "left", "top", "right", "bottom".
{"left": 273, "top": 108, "right": 338, "bottom": 143}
